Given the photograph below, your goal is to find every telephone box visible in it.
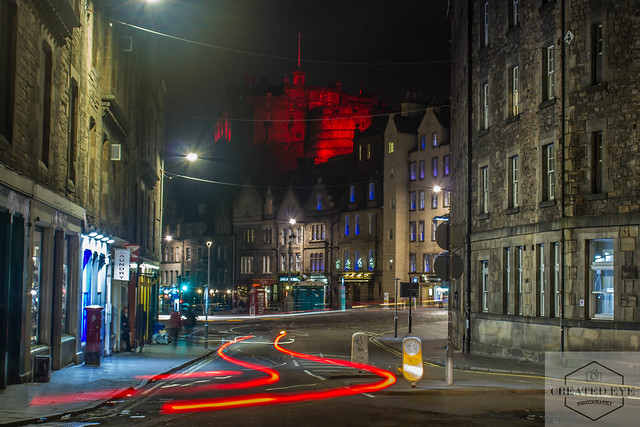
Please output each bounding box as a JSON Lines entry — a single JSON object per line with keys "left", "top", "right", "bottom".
{"left": 84, "top": 305, "right": 103, "bottom": 366}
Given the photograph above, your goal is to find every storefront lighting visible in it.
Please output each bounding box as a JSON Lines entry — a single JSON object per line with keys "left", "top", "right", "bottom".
{"left": 101, "top": 236, "right": 109, "bottom": 242}
{"left": 89, "top": 231, "right": 98, "bottom": 237}
{"left": 95, "top": 234, "right": 104, "bottom": 240}
{"left": 107, "top": 238, "right": 115, "bottom": 244}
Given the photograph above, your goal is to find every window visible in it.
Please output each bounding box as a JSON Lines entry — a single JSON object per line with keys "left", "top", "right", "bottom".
{"left": 431, "top": 219, "right": 438, "bottom": 241}
{"left": 240, "top": 256, "right": 254, "bottom": 274}
{"left": 590, "top": 239, "right": 613, "bottom": 319}
{"left": 355, "top": 250, "right": 362, "bottom": 271}
{"left": 264, "top": 227, "right": 273, "bottom": 244}
{"left": 592, "top": 131, "right": 604, "bottom": 193}
{"left": 418, "top": 221, "right": 425, "bottom": 241}
{"left": 388, "top": 228, "right": 394, "bottom": 240}
{"left": 419, "top": 160, "right": 425, "bottom": 180}
{"left": 281, "top": 229, "right": 287, "bottom": 245}
{"left": 367, "top": 143, "right": 371, "bottom": 159}
{"left": 410, "top": 192, "right": 417, "bottom": 210}
{"left": 543, "top": 143, "right": 555, "bottom": 201}
{"left": 480, "top": 166, "right": 489, "bottom": 214}
{"left": 368, "top": 213, "right": 376, "bottom": 235}
{"left": 368, "top": 182, "right": 375, "bottom": 200}
{"left": 543, "top": 45, "right": 555, "bottom": 101}
{"left": 516, "top": 246, "right": 523, "bottom": 315}
{"left": 280, "top": 253, "right": 286, "bottom": 271}
{"left": 552, "top": 242, "right": 561, "bottom": 318}
{"left": 344, "top": 250, "right": 350, "bottom": 271}
{"left": 420, "top": 135, "right": 426, "bottom": 150}
{"left": 508, "top": 155, "right": 519, "bottom": 208}
{"left": 312, "top": 224, "right": 325, "bottom": 240}
{"left": 504, "top": 247, "right": 512, "bottom": 314}
{"left": 481, "top": 82, "right": 489, "bottom": 129}
{"left": 409, "top": 222, "right": 416, "bottom": 241}
{"left": 423, "top": 254, "right": 431, "bottom": 273}
{"left": 432, "top": 157, "right": 438, "bottom": 177}
{"left": 509, "top": 65, "right": 519, "bottom": 117}
{"left": 409, "top": 254, "right": 417, "bottom": 273}
{"left": 388, "top": 141, "right": 395, "bottom": 153}
{"left": 509, "top": 0, "right": 518, "bottom": 28}
{"left": 0, "top": 1, "right": 17, "bottom": 142}
{"left": 443, "top": 155, "right": 450, "bottom": 176}
{"left": 317, "top": 195, "right": 322, "bottom": 210}
{"left": 444, "top": 190, "right": 451, "bottom": 208}
{"left": 295, "top": 252, "right": 301, "bottom": 271}
{"left": 409, "top": 162, "right": 417, "bottom": 181}
{"left": 431, "top": 193, "right": 438, "bottom": 209}
{"left": 537, "top": 244, "right": 545, "bottom": 317}
{"left": 262, "top": 255, "right": 272, "bottom": 273}
{"left": 419, "top": 190, "right": 425, "bottom": 210}
{"left": 482, "top": 1, "right": 489, "bottom": 47}
{"left": 198, "top": 203, "right": 206, "bottom": 215}
{"left": 310, "top": 253, "right": 324, "bottom": 272}
{"left": 368, "top": 249, "right": 375, "bottom": 271}
{"left": 67, "top": 79, "right": 79, "bottom": 184}
{"left": 592, "top": 23, "right": 603, "bottom": 85}
{"left": 358, "top": 144, "right": 362, "bottom": 161}
{"left": 41, "top": 41, "right": 53, "bottom": 166}
{"left": 244, "top": 228, "right": 254, "bottom": 243}
{"left": 481, "top": 260, "right": 489, "bottom": 312}
{"left": 355, "top": 214, "right": 360, "bottom": 235}
{"left": 432, "top": 132, "right": 438, "bottom": 147}
{"left": 349, "top": 185, "right": 356, "bottom": 203}
{"left": 344, "top": 215, "right": 350, "bottom": 236}
{"left": 185, "top": 247, "right": 191, "bottom": 262}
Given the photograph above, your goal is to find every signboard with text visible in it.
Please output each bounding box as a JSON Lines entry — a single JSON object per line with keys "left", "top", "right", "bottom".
{"left": 114, "top": 249, "right": 130, "bottom": 281}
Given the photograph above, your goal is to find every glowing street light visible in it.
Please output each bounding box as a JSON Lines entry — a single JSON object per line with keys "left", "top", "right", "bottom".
{"left": 205, "top": 240, "right": 212, "bottom": 348}
{"left": 186, "top": 152, "right": 198, "bottom": 162}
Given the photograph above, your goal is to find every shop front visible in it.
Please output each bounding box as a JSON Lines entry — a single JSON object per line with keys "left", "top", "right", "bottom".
{"left": 341, "top": 272, "right": 374, "bottom": 307}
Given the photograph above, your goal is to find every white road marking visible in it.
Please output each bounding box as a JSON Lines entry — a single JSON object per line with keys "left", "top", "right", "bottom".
{"left": 362, "top": 393, "right": 375, "bottom": 398}
{"left": 292, "top": 359, "right": 300, "bottom": 367}
{"left": 303, "top": 370, "right": 326, "bottom": 381}
{"left": 266, "top": 383, "right": 317, "bottom": 391}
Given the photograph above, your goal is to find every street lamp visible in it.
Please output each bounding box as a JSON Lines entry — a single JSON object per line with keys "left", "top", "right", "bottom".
{"left": 205, "top": 240, "right": 212, "bottom": 348}
{"left": 286, "top": 218, "right": 296, "bottom": 311}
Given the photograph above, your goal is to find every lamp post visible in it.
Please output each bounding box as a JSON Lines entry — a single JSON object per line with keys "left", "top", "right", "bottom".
{"left": 205, "top": 241, "right": 212, "bottom": 348}
{"left": 434, "top": 185, "right": 454, "bottom": 385}
{"left": 287, "top": 218, "right": 296, "bottom": 311}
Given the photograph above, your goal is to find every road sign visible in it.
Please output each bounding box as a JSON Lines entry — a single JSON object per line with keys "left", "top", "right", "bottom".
{"left": 435, "top": 223, "right": 464, "bottom": 250}
{"left": 400, "top": 282, "right": 419, "bottom": 298}
{"left": 434, "top": 252, "right": 464, "bottom": 280}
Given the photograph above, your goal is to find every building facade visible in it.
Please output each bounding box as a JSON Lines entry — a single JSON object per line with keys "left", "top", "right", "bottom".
{"left": 0, "top": 0, "right": 165, "bottom": 387}
{"left": 450, "top": 0, "right": 640, "bottom": 361}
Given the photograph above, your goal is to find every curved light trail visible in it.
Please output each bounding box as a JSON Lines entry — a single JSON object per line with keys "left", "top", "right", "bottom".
{"left": 162, "top": 331, "right": 396, "bottom": 414}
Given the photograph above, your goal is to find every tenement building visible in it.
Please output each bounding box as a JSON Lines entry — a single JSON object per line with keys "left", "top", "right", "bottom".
{"left": 0, "top": 1, "right": 165, "bottom": 387}
{"left": 450, "top": 0, "right": 640, "bottom": 360}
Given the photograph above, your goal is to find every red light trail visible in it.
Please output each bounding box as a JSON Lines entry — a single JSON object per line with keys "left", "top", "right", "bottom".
{"left": 161, "top": 331, "right": 395, "bottom": 414}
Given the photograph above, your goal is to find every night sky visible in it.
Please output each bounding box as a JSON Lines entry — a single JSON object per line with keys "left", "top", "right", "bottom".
{"left": 106, "top": 0, "right": 450, "bottom": 184}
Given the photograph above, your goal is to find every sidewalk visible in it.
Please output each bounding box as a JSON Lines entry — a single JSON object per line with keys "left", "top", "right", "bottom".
{"left": 0, "top": 343, "right": 213, "bottom": 426}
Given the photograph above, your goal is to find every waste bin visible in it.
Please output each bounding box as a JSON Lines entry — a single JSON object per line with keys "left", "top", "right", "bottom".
{"left": 32, "top": 355, "right": 51, "bottom": 382}
{"left": 84, "top": 305, "right": 103, "bottom": 366}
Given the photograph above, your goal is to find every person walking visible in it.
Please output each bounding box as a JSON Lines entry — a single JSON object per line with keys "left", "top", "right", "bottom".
{"left": 167, "top": 309, "right": 182, "bottom": 346}
{"left": 120, "top": 307, "right": 131, "bottom": 352}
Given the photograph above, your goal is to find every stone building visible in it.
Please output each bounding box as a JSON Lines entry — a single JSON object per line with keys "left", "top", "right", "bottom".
{"left": 0, "top": 1, "right": 165, "bottom": 387}
{"left": 450, "top": 0, "right": 640, "bottom": 361}
{"left": 382, "top": 102, "right": 451, "bottom": 306}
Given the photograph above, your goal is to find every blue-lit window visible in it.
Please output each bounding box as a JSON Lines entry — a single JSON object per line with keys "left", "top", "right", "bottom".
{"left": 409, "top": 162, "right": 417, "bottom": 181}
{"left": 444, "top": 155, "right": 450, "bottom": 176}
{"left": 349, "top": 185, "right": 356, "bottom": 203}
{"left": 432, "top": 157, "right": 438, "bottom": 177}
{"left": 432, "top": 132, "right": 438, "bottom": 147}
{"left": 368, "top": 249, "right": 375, "bottom": 271}
{"left": 419, "top": 221, "right": 425, "bottom": 241}
{"left": 345, "top": 215, "right": 350, "bottom": 236}
{"left": 317, "top": 195, "right": 322, "bottom": 210}
{"left": 419, "top": 190, "right": 425, "bottom": 210}
{"left": 410, "top": 222, "right": 416, "bottom": 241}
{"left": 355, "top": 214, "right": 360, "bottom": 235}
{"left": 419, "top": 160, "right": 425, "bottom": 180}
{"left": 420, "top": 135, "right": 426, "bottom": 150}
{"left": 423, "top": 254, "right": 431, "bottom": 272}
{"left": 355, "top": 250, "right": 361, "bottom": 271}
{"left": 410, "top": 192, "right": 417, "bottom": 210}
{"left": 368, "top": 182, "right": 375, "bottom": 200}
{"left": 344, "top": 250, "right": 350, "bottom": 271}
{"left": 410, "top": 253, "right": 417, "bottom": 272}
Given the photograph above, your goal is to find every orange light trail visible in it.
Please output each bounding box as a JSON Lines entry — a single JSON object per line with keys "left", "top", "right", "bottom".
{"left": 161, "top": 331, "right": 396, "bottom": 414}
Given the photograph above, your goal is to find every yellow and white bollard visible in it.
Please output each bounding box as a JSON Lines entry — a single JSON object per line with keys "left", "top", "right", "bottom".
{"left": 401, "top": 337, "right": 423, "bottom": 387}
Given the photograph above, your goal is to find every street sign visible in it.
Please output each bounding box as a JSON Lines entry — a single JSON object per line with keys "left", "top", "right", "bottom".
{"left": 435, "top": 223, "right": 464, "bottom": 250}
{"left": 434, "top": 252, "right": 464, "bottom": 280}
{"left": 400, "top": 282, "right": 419, "bottom": 298}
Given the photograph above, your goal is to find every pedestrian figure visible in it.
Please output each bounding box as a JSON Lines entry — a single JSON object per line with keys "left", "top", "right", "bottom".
{"left": 184, "top": 307, "right": 196, "bottom": 346}
{"left": 120, "top": 307, "right": 131, "bottom": 352}
{"left": 167, "top": 309, "right": 182, "bottom": 346}
{"left": 136, "top": 304, "right": 147, "bottom": 352}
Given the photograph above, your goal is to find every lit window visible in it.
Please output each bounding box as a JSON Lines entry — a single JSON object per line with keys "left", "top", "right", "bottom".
{"left": 481, "top": 260, "right": 489, "bottom": 312}
{"left": 368, "top": 182, "right": 375, "bottom": 200}
{"left": 432, "top": 157, "right": 438, "bottom": 177}
{"left": 409, "top": 162, "right": 417, "bottom": 181}
{"left": 410, "top": 222, "right": 416, "bottom": 241}
{"left": 410, "top": 192, "right": 417, "bottom": 210}
{"left": 432, "top": 132, "right": 438, "bottom": 147}
{"left": 388, "top": 141, "right": 395, "bottom": 153}
{"left": 590, "top": 239, "right": 614, "bottom": 319}
{"left": 443, "top": 155, "right": 450, "bottom": 176}
{"left": 509, "top": 65, "right": 519, "bottom": 117}
{"left": 344, "top": 215, "right": 350, "bottom": 236}
{"left": 355, "top": 214, "right": 360, "bottom": 235}
{"left": 419, "top": 190, "right": 425, "bottom": 210}
{"left": 543, "top": 144, "right": 555, "bottom": 201}
{"left": 508, "top": 155, "right": 519, "bottom": 208}
{"left": 419, "top": 160, "right": 425, "bottom": 180}
{"left": 350, "top": 185, "right": 356, "bottom": 203}
{"left": 480, "top": 166, "right": 489, "bottom": 214}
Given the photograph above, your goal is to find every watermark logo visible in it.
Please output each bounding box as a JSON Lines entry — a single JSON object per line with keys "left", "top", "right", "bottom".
{"left": 546, "top": 353, "right": 639, "bottom": 425}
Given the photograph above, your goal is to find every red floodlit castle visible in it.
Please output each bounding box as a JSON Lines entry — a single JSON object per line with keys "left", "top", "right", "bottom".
{"left": 214, "top": 70, "right": 386, "bottom": 174}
